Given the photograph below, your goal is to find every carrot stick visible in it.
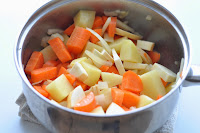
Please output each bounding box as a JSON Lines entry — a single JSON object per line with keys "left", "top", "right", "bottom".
{"left": 92, "top": 16, "right": 103, "bottom": 29}
{"left": 25, "top": 51, "right": 44, "bottom": 75}
{"left": 57, "top": 66, "right": 69, "bottom": 77}
{"left": 48, "top": 37, "right": 72, "bottom": 63}
{"left": 100, "top": 65, "right": 109, "bottom": 72}
{"left": 111, "top": 88, "right": 124, "bottom": 106}
{"left": 74, "top": 92, "right": 97, "bottom": 112}
{"left": 90, "top": 28, "right": 102, "bottom": 44}
{"left": 121, "top": 70, "right": 143, "bottom": 94}
{"left": 43, "top": 60, "right": 60, "bottom": 68}
{"left": 56, "top": 62, "right": 69, "bottom": 72}
{"left": 31, "top": 67, "right": 57, "bottom": 83}
{"left": 161, "top": 78, "right": 168, "bottom": 87}
{"left": 107, "top": 65, "right": 119, "bottom": 75}
{"left": 102, "top": 16, "right": 108, "bottom": 24}
{"left": 63, "top": 24, "right": 75, "bottom": 36}
{"left": 122, "top": 90, "right": 140, "bottom": 108}
{"left": 66, "top": 26, "right": 91, "bottom": 54}
{"left": 121, "top": 105, "right": 130, "bottom": 111}
{"left": 33, "top": 85, "right": 49, "bottom": 98}
{"left": 157, "top": 95, "right": 163, "bottom": 100}
{"left": 148, "top": 51, "right": 161, "bottom": 63}
{"left": 65, "top": 74, "right": 76, "bottom": 85}
{"left": 108, "top": 17, "right": 117, "bottom": 37}
{"left": 75, "top": 80, "right": 88, "bottom": 91}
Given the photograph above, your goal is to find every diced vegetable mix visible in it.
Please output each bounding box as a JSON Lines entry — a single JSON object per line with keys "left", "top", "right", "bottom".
{"left": 24, "top": 10, "right": 181, "bottom": 114}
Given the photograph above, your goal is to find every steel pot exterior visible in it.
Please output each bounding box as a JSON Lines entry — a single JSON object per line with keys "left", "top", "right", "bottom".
{"left": 14, "top": 0, "right": 191, "bottom": 133}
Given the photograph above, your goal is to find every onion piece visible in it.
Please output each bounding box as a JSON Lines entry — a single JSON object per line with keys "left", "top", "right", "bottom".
{"left": 104, "top": 32, "right": 114, "bottom": 43}
{"left": 87, "top": 28, "right": 112, "bottom": 54}
{"left": 98, "top": 81, "right": 109, "bottom": 90}
{"left": 116, "top": 19, "right": 134, "bottom": 33}
{"left": 32, "top": 80, "right": 43, "bottom": 86}
{"left": 102, "top": 17, "right": 111, "bottom": 35}
{"left": 47, "top": 29, "right": 63, "bottom": 35}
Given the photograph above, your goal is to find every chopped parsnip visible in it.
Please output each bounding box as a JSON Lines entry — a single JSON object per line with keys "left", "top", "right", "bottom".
{"left": 115, "top": 28, "right": 142, "bottom": 40}
{"left": 112, "top": 49, "right": 125, "bottom": 75}
{"left": 123, "top": 61, "right": 148, "bottom": 70}
{"left": 137, "top": 40, "right": 155, "bottom": 51}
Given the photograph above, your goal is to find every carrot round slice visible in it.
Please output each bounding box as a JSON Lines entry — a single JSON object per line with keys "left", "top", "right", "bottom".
{"left": 74, "top": 92, "right": 96, "bottom": 112}
{"left": 111, "top": 88, "right": 124, "bottom": 106}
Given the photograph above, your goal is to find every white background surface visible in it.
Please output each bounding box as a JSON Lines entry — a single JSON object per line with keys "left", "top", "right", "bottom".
{"left": 0, "top": 0, "right": 200, "bottom": 132}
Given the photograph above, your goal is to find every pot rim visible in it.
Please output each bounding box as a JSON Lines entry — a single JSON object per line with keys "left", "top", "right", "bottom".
{"left": 14, "top": 0, "right": 191, "bottom": 118}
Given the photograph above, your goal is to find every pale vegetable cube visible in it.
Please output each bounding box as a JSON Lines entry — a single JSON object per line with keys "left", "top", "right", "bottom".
{"left": 101, "top": 72, "right": 122, "bottom": 88}
{"left": 85, "top": 50, "right": 112, "bottom": 68}
{"left": 165, "top": 82, "right": 176, "bottom": 93}
{"left": 95, "top": 94, "right": 106, "bottom": 110}
{"left": 74, "top": 10, "right": 96, "bottom": 28}
{"left": 70, "top": 57, "right": 88, "bottom": 67}
{"left": 67, "top": 86, "right": 85, "bottom": 108}
{"left": 137, "top": 47, "right": 152, "bottom": 64}
{"left": 85, "top": 85, "right": 100, "bottom": 96}
{"left": 106, "top": 102, "right": 125, "bottom": 114}
{"left": 81, "top": 61, "right": 101, "bottom": 86}
{"left": 47, "top": 29, "right": 63, "bottom": 35}
{"left": 152, "top": 63, "right": 177, "bottom": 82}
{"left": 140, "top": 70, "right": 166, "bottom": 100}
{"left": 123, "top": 61, "right": 148, "bottom": 70}
{"left": 98, "top": 81, "right": 109, "bottom": 90}
{"left": 101, "top": 49, "right": 114, "bottom": 63}
{"left": 81, "top": 42, "right": 104, "bottom": 57}
{"left": 112, "top": 49, "right": 125, "bottom": 75}
{"left": 100, "top": 88, "right": 112, "bottom": 110}
{"left": 46, "top": 74, "right": 74, "bottom": 102}
{"left": 91, "top": 106, "right": 105, "bottom": 114}
{"left": 115, "top": 28, "right": 142, "bottom": 40}
{"left": 49, "top": 33, "right": 64, "bottom": 41}
{"left": 137, "top": 95, "right": 155, "bottom": 108}
{"left": 69, "top": 62, "right": 88, "bottom": 82}
{"left": 109, "top": 37, "right": 128, "bottom": 54}
{"left": 93, "top": 49, "right": 106, "bottom": 60}
{"left": 40, "top": 45, "right": 57, "bottom": 62}
{"left": 104, "top": 32, "right": 114, "bottom": 43}
{"left": 137, "top": 40, "right": 155, "bottom": 51}
{"left": 120, "top": 40, "right": 142, "bottom": 63}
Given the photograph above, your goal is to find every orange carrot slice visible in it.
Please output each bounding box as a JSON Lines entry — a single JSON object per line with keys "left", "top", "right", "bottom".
{"left": 111, "top": 88, "right": 124, "bottom": 106}
{"left": 92, "top": 16, "right": 104, "bottom": 29}
{"left": 157, "top": 95, "right": 163, "bottom": 100}
{"left": 48, "top": 37, "right": 72, "bottom": 63}
{"left": 31, "top": 67, "right": 57, "bottom": 83}
{"left": 102, "top": 16, "right": 108, "bottom": 24}
{"left": 74, "top": 92, "right": 96, "bottom": 112}
{"left": 100, "top": 65, "right": 109, "bottom": 72}
{"left": 90, "top": 28, "right": 102, "bottom": 44}
{"left": 107, "top": 65, "right": 119, "bottom": 75}
{"left": 148, "top": 51, "right": 161, "bottom": 63}
{"left": 75, "top": 80, "right": 88, "bottom": 91}
{"left": 121, "top": 105, "right": 130, "bottom": 111}
{"left": 25, "top": 51, "right": 44, "bottom": 75}
{"left": 33, "top": 85, "right": 49, "bottom": 98}
{"left": 57, "top": 66, "right": 69, "bottom": 77}
{"left": 65, "top": 74, "right": 76, "bottom": 85}
{"left": 121, "top": 70, "right": 143, "bottom": 94}
{"left": 122, "top": 90, "right": 140, "bottom": 108}
{"left": 63, "top": 24, "right": 75, "bottom": 36}
{"left": 108, "top": 17, "right": 117, "bottom": 37}
{"left": 161, "top": 78, "right": 168, "bottom": 87}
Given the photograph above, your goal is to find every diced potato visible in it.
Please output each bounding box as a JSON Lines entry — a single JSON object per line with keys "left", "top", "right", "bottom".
{"left": 106, "top": 102, "right": 125, "bottom": 114}
{"left": 137, "top": 47, "right": 152, "bottom": 64}
{"left": 109, "top": 37, "right": 128, "bottom": 54}
{"left": 104, "top": 32, "right": 114, "bottom": 43}
{"left": 49, "top": 33, "right": 64, "bottom": 41}
{"left": 140, "top": 70, "right": 166, "bottom": 100}
{"left": 40, "top": 45, "right": 57, "bottom": 63}
{"left": 101, "top": 49, "right": 114, "bottom": 63}
{"left": 137, "top": 95, "right": 155, "bottom": 108}
{"left": 152, "top": 63, "right": 177, "bottom": 82}
{"left": 115, "top": 28, "right": 142, "bottom": 40}
{"left": 120, "top": 40, "right": 142, "bottom": 63}
{"left": 98, "top": 81, "right": 109, "bottom": 90}
{"left": 85, "top": 85, "right": 100, "bottom": 96}
{"left": 91, "top": 106, "right": 105, "bottom": 114}
{"left": 69, "top": 62, "right": 88, "bottom": 82}
{"left": 123, "top": 61, "right": 148, "bottom": 70}
{"left": 165, "top": 82, "right": 176, "bottom": 93}
{"left": 81, "top": 42, "right": 104, "bottom": 57}
{"left": 101, "top": 72, "right": 122, "bottom": 88}
{"left": 100, "top": 88, "right": 112, "bottom": 110}
{"left": 46, "top": 74, "right": 74, "bottom": 102}
{"left": 70, "top": 57, "right": 88, "bottom": 67}
{"left": 81, "top": 61, "right": 101, "bottom": 86}
{"left": 137, "top": 40, "right": 155, "bottom": 51}
{"left": 67, "top": 86, "right": 85, "bottom": 108}
{"left": 112, "top": 49, "right": 125, "bottom": 75}
{"left": 85, "top": 50, "right": 112, "bottom": 68}
{"left": 93, "top": 49, "right": 106, "bottom": 60}
{"left": 74, "top": 10, "right": 96, "bottom": 28}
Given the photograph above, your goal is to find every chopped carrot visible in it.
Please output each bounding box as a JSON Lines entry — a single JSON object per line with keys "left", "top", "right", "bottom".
{"left": 65, "top": 74, "right": 76, "bottom": 85}
{"left": 25, "top": 51, "right": 44, "bottom": 75}
{"left": 31, "top": 67, "right": 57, "bottom": 83}
{"left": 63, "top": 24, "right": 75, "bottom": 36}
{"left": 118, "top": 84, "right": 122, "bottom": 89}
{"left": 33, "top": 85, "right": 49, "bottom": 98}
{"left": 100, "top": 65, "right": 109, "bottom": 72}
{"left": 108, "top": 17, "right": 117, "bottom": 37}
{"left": 107, "top": 65, "right": 119, "bottom": 74}
{"left": 74, "top": 92, "right": 96, "bottom": 112}
{"left": 157, "top": 95, "right": 163, "bottom": 100}
{"left": 102, "top": 16, "right": 108, "bottom": 24}
{"left": 121, "top": 105, "right": 130, "bottom": 111}
{"left": 67, "top": 26, "right": 91, "bottom": 54}
{"left": 57, "top": 62, "right": 69, "bottom": 72}
{"left": 121, "top": 70, "right": 143, "bottom": 94}
{"left": 111, "top": 88, "right": 124, "bottom": 106}
{"left": 43, "top": 60, "right": 59, "bottom": 68}
{"left": 148, "top": 51, "right": 161, "bottom": 63}
{"left": 48, "top": 37, "right": 72, "bottom": 63}
{"left": 90, "top": 28, "right": 102, "bottom": 44}
{"left": 161, "top": 78, "right": 168, "bottom": 87}
{"left": 122, "top": 90, "right": 140, "bottom": 108}
{"left": 92, "top": 16, "right": 103, "bottom": 29}
{"left": 57, "top": 66, "right": 69, "bottom": 77}
{"left": 75, "top": 80, "right": 88, "bottom": 91}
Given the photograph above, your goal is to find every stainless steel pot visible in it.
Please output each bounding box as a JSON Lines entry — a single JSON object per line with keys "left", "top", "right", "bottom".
{"left": 14, "top": 0, "right": 200, "bottom": 132}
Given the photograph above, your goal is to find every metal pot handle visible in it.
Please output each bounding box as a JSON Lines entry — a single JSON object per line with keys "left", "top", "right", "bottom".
{"left": 185, "top": 65, "right": 200, "bottom": 82}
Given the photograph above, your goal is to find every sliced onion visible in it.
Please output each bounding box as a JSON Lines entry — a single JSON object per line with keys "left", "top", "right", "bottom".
{"left": 32, "top": 80, "right": 43, "bottom": 86}
{"left": 116, "top": 19, "right": 134, "bottom": 33}
{"left": 102, "top": 17, "right": 111, "bottom": 35}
